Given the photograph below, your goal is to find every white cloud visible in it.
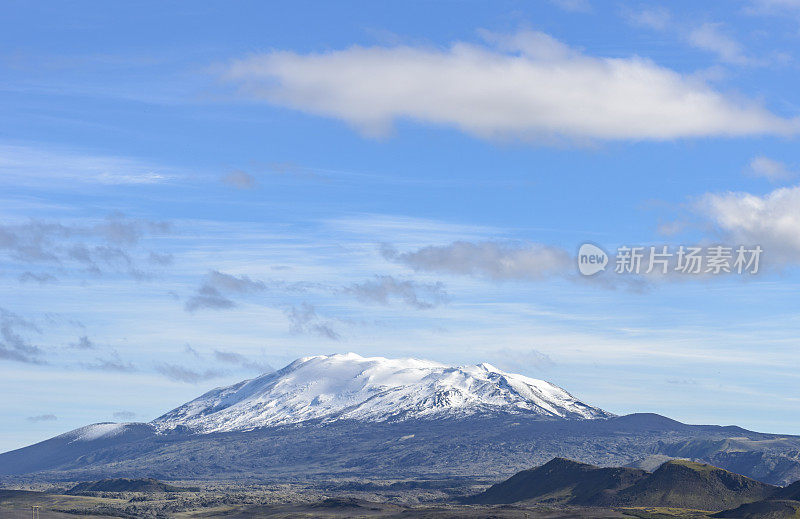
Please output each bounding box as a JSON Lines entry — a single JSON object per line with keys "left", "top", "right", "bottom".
{"left": 748, "top": 0, "right": 800, "bottom": 12}
{"left": 344, "top": 275, "right": 448, "bottom": 309}
{"left": 548, "top": 0, "right": 591, "bottom": 13}
{"left": 383, "top": 241, "right": 572, "bottom": 281}
{"left": 222, "top": 170, "right": 257, "bottom": 189}
{"left": 696, "top": 184, "right": 800, "bottom": 263}
{"left": 624, "top": 6, "right": 672, "bottom": 31}
{"left": 26, "top": 414, "right": 57, "bottom": 422}
{"left": 687, "top": 23, "right": 750, "bottom": 65}
{"left": 223, "top": 31, "right": 797, "bottom": 142}
{"left": 746, "top": 156, "right": 797, "bottom": 182}
{"left": 184, "top": 270, "right": 266, "bottom": 312}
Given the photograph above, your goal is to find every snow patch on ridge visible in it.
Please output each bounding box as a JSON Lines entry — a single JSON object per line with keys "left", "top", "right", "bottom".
{"left": 60, "top": 423, "right": 132, "bottom": 442}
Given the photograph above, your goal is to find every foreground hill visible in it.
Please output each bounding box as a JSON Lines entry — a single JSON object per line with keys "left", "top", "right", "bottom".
{"left": 616, "top": 460, "right": 776, "bottom": 510}
{"left": 468, "top": 458, "right": 776, "bottom": 511}
{"left": 463, "top": 457, "right": 647, "bottom": 505}
{"left": 774, "top": 479, "right": 800, "bottom": 501}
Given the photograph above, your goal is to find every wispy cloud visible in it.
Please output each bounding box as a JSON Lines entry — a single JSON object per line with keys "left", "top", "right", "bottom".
{"left": 747, "top": 0, "right": 800, "bottom": 13}
{"left": 155, "top": 363, "right": 226, "bottom": 383}
{"left": 0, "top": 143, "right": 179, "bottom": 187}
{"left": 112, "top": 411, "right": 137, "bottom": 420}
{"left": 491, "top": 348, "right": 556, "bottom": 373}
{"left": 148, "top": 252, "right": 174, "bottom": 266}
{"left": 221, "top": 169, "right": 258, "bottom": 189}
{"left": 687, "top": 23, "right": 751, "bottom": 65}
{"left": 18, "top": 272, "right": 57, "bottom": 284}
{"left": 746, "top": 156, "right": 797, "bottom": 182}
{"left": 213, "top": 349, "right": 274, "bottom": 373}
{"left": 345, "top": 275, "right": 448, "bottom": 309}
{"left": 0, "top": 214, "right": 172, "bottom": 280}
{"left": 26, "top": 414, "right": 57, "bottom": 422}
{"left": 81, "top": 351, "right": 136, "bottom": 373}
{"left": 185, "top": 270, "right": 266, "bottom": 312}
{"left": 222, "top": 30, "right": 797, "bottom": 142}
{"left": 69, "top": 335, "right": 97, "bottom": 350}
{"left": 184, "top": 344, "right": 201, "bottom": 358}
{"left": 184, "top": 286, "right": 236, "bottom": 311}
{"left": 382, "top": 241, "right": 572, "bottom": 281}
{"left": 548, "top": 0, "right": 591, "bottom": 13}
{"left": 0, "top": 308, "right": 44, "bottom": 364}
{"left": 624, "top": 9, "right": 770, "bottom": 68}
{"left": 285, "top": 302, "right": 340, "bottom": 340}
{"left": 623, "top": 6, "right": 672, "bottom": 31}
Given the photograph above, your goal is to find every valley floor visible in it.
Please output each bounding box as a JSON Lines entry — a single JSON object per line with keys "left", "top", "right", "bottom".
{"left": 0, "top": 484, "right": 719, "bottom": 519}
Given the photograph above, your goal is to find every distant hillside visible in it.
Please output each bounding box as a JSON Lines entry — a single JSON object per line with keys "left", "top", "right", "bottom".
{"left": 714, "top": 479, "right": 800, "bottom": 518}
{"left": 67, "top": 477, "right": 196, "bottom": 493}
{"left": 3, "top": 413, "right": 800, "bottom": 486}
{"left": 464, "top": 457, "right": 647, "bottom": 505}
{"left": 657, "top": 437, "right": 800, "bottom": 486}
{"left": 467, "top": 458, "right": 776, "bottom": 511}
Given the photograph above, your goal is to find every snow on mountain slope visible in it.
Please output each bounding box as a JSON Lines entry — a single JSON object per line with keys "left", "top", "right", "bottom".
{"left": 152, "top": 353, "right": 611, "bottom": 433}
{"left": 61, "top": 423, "right": 134, "bottom": 442}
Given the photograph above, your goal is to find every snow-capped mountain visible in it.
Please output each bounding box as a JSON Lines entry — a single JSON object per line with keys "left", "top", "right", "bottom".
{"left": 6, "top": 355, "right": 799, "bottom": 485}
{"left": 151, "top": 352, "right": 610, "bottom": 434}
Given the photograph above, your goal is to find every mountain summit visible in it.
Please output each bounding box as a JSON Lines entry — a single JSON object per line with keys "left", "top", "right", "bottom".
{"left": 151, "top": 352, "right": 610, "bottom": 433}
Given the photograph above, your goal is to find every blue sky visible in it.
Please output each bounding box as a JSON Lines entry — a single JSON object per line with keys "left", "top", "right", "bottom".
{"left": 3, "top": 0, "right": 800, "bottom": 452}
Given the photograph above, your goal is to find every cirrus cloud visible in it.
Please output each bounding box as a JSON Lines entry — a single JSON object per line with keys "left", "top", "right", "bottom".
{"left": 26, "top": 414, "right": 57, "bottom": 422}
{"left": 344, "top": 275, "right": 449, "bottom": 309}
{"left": 746, "top": 156, "right": 797, "bottom": 182}
{"left": 184, "top": 270, "right": 267, "bottom": 312}
{"left": 382, "top": 241, "right": 572, "bottom": 281}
